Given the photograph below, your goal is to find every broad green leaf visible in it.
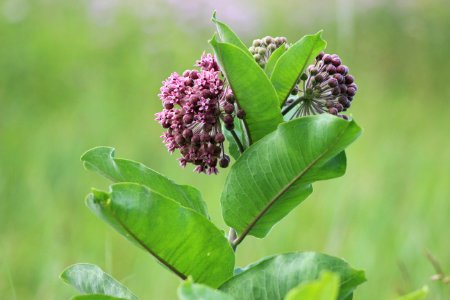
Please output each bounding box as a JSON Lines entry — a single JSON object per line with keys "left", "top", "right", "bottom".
{"left": 285, "top": 272, "right": 339, "bottom": 300}
{"left": 210, "top": 34, "right": 284, "bottom": 143}
{"left": 396, "top": 286, "right": 428, "bottom": 300}
{"left": 222, "top": 114, "right": 361, "bottom": 239}
{"left": 271, "top": 32, "right": 327, "bottom": 105}
{"left": 211, "top": 12, "right": 251, "bottom": 57}
{"left": 72, "top": 296, "right": 126, "bottom": 300}
{"left": 265, "top": 45, "right": 287, "bottom": 77}
{"left": 178, "top": 279, "right": 234, "bottom": 300}
{"left": 87, "top": 183, "right": 234, "bottom": 288}
{"left": 81, "top": 147, "right": 208, "bottom": 217}
{"left": 60, "top": 264, "right": 138, "bottom": 300}
{"left": 220, "top": 252, "right": 366, "bottom": 300}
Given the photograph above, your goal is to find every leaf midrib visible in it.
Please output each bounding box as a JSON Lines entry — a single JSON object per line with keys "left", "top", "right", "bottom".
{"left": 233, "top": 121, "right": 352, "bottom": 246}
{"left": 105, "top": 198, "right": 188, "bottom": 280}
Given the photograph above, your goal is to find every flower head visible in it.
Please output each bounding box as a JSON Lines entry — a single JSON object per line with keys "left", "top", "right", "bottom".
{"left": 284, "top": 52, "right": 358, "bottom": 120}
{"left": 156, "top": 53, "right": 240, "bottom": 174}
{"left": 249, "top": 36, "right": 289, "bottom": 68}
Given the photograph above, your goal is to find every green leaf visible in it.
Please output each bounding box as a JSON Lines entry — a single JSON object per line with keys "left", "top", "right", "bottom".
{"left": 211, "top": 12, "right": 252, "bottom": 57}
{"left": 178, "top": 279, "right": 234, "bottom": 300}
{"left": 60, "top": 263, "right": 138, "bottom": 300}
{"left": 221, "top": 114, "right": 361, "bottom": 240}
{"left": 219, "top": 252, "right": 366, "bottom": 300}
{"left": 395, "top": 286, "right": 429, "bottom": 300}
{"left": 285, "top": 272, "right": 339, "bottom": 300}
{"left": 81, "top": 146, "right": 208, "bottom": 217}
{"left": 72, "top": 296, "right": 126, "bottom": 300}
{"left": 87, "top": 183, "right": 234, "bottom": 288}
{"left": 210, "top": 34, "right": 284, "bottom": 143}
{"left": 265, "top": 45, "right": 287, "bottom": 78}
{"left": 271, "top": 32, "right": 327, "bottom": 105}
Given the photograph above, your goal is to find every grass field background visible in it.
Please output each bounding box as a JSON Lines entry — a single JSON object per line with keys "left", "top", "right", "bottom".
{"left": 1, "top": 0, "right": 449, "bottom": 299}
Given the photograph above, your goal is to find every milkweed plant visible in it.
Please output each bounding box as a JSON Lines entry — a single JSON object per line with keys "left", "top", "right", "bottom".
{"left": 60, "top": 13, "right": 429, "bottom": 300}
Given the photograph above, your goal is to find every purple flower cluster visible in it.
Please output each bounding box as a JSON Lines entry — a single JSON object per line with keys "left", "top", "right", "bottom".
{"left": 156, "top": 54, "right": 237, "bottom": 174}
{"left": 285, "top": 52, "right": 358, "bottom": 119}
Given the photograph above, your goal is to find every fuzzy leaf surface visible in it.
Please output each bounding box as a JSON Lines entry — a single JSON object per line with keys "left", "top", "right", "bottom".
{"left": 210, "top": 35, "right": 284, "bottom": 143}
{"left": 81, "top": 147, "right": 207, "bottom": 217}
{"left": 222, "top": 115, "right": 361, "bottom": 239}
{"left": 87, "top": 183, "right": 234, "bottom": 288}
{"left": 219, "top": 252, "right": 366, "bottom": 300}
{"left": 178, "top": 280, "right": 234, "bottom": 300}
{"left": 61, "top": 264, "right": 137, "bottom": 300}
{"left": 285, "top": 272, "right": 339, "bottom": 300}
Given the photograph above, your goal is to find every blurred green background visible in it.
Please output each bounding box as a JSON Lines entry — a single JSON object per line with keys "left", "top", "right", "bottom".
{"left": 1, "top": 0, "right": 449, "bottom": 299}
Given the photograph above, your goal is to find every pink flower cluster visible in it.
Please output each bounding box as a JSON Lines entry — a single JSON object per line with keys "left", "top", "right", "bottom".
{"left": 156, "top": 54, "right": 236, "bottom": 174}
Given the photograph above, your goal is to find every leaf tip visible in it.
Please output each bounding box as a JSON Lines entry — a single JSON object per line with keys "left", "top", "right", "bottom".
{"left": 80, "top": 146, "right": 116, "bottom": 167}
{"left": 87, "top": 188, "right": 110, "bottom": 206}
{"left": 211, "top": 10, "right": 217, "bottom": 22}
{"left": 208, "top": 33, "right": 219, "bottom": 47}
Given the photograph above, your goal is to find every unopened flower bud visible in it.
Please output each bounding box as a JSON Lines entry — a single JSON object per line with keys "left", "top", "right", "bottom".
{"left": 332, "top": 57, "right": 341, "bottom": 66}
{"left": 223, "top": 114, "right": 234, "bottom": 125}
{"left": 215, "top": 132, "right": 225, "bottom": 143}
{"left": 224, "top": 103, "right": 235, "bottom": 114}
{"left": 252, "top": 39, "right": 262, "bottom": 47}
{"left": 326, "top": 65, "right": 336, "bottom": 74}
{"left": 182, "top": 129, "right": 193, "bottom": 139}
{"left": 263, "top": 36, "right": 274, "bottom": 45}
{"left": 200, "top": 132, "right": 210, "bottom": 142}
{"left": 323, "top": 54, "right": 332, "bottom": 64}
{"left": 236, "top": 109, "right": 246, "bottom": 119}
{"left": 345, "top": 75, "right": 354, "bottom": 84}
{"left": 183, "top": 114, "right": 194, "bottom": 124}
{"left": 175, "top": 135, "right": 186, "bottom": 145}
{"left": 329, "top": 107, "right": 338, "bottom": 115}
{"left": 226, "top": 93, "right": 235, "bottom": 103}
{"left": 219, "top": 155, "right": 230, "bottom": 168}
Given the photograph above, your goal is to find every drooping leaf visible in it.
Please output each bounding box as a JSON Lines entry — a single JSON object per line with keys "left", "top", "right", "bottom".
{"left": 285, "top": 272, "right": 339, "bottom": 300}
{"left": 210, "top": 34, "right": 284, "bottom": 143}
{"left": 271, "top": 32, "right": 327, "bottom": 105}
{"left": 265, "top": 45, "right": 287, "bottom": 78}
{"left": 81, "top": 147, "right": 208, "bottom": 217}
{"left": 211, "top": 12, "right": 251, "bottom": 57}
{"left": 60, "top": 264, "right": 138, "bottom": 300}
{"left": 221, "top": 114, "right": 361, "bottom": 240}
{"left": 72, "top": 295, "right": 126, "bottom": 300}
{"left": 87, "top": 183, "right": 235, "bottom": 288}
{"left": 178, "top": 279, "right": 234, "bottom": 300}
{"left": 395, "top": 286, "right": 429, "bottom": 300}
{"left": 219, "top": 252, "right": 366, "bottom": 300}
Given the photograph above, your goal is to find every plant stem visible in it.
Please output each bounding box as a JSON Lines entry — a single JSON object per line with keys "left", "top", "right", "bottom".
{"left": 281, "top": 96, "right": 304, "bottom": 116}
{"left": 228, "top": 228, "right": 237, "bottom": 252}
{"left": 230, "top": 129, "right": 245, "bottom": 153}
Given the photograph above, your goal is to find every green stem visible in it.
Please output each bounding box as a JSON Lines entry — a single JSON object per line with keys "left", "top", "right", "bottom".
{"left": 281, "top": 96, "right": 304, "bottom": 116}
{"left": 230, "top": 129, "right": 245, "bottom": 153}
{"left": 228, "top": 228, "right": 237, "bottom": 252}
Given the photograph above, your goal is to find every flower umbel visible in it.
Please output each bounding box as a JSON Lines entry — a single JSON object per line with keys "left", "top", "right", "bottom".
{"left": 283, "top": 52, "right": 358, "bottom": 119}
{"left": 249, "top": 36, "right": 289, "bottom": 68}
{"left": 156, "top": 53, "right": 240, "bottom": 174}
